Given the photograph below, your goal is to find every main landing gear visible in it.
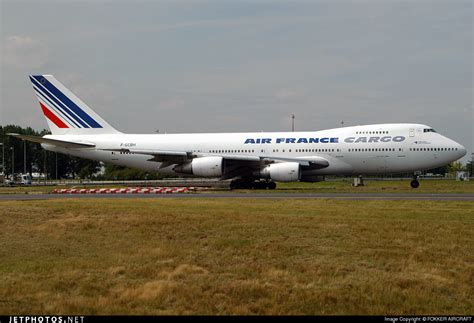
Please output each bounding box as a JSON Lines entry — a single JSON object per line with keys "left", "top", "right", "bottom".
{"left": 230, "top": 179, "right": 276, "bottom": 190}
{"left": 410, "top": 175, "right": 420, "bottom": 189}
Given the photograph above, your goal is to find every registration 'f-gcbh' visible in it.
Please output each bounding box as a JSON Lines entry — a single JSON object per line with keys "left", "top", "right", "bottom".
{"left": 10, "top": 75, "right": 467, "bottom": 189}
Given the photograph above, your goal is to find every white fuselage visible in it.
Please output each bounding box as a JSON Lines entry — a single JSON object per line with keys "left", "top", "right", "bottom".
{"left": 43, "top": 123, "right": 466, "bottom": 177}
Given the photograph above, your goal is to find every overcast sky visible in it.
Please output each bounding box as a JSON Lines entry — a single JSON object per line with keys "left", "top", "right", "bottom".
{"left": 1, "top": 0, "right": 472, "bottom": 162}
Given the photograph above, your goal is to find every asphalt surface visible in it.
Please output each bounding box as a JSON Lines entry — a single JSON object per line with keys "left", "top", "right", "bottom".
{"left": 1, "top": 193, "right": 473, "bottom": 201}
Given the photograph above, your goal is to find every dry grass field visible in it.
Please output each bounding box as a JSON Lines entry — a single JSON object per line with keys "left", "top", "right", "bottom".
{"left": 0, "top": 198, "right": 473, "bottom": 315}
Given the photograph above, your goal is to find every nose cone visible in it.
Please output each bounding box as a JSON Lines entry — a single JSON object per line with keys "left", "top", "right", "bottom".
{"left": 458, "top": 144, "right": 467, "bottom": 158}
{"left": 444, "top": 136, "right": 467, "bottom": 161}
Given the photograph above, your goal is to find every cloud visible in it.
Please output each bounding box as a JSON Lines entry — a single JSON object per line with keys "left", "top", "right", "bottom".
{"left": 274, "top": 88, "right": 305, "bottom": 102}
{"left": 1, "top": 2, "right": 471, "bottom": 161}
{"left": 3, "top": 35, "right": 49, "bottom": 69}
{"left": 157, "top": 96, "right": 186, "bottom": 111}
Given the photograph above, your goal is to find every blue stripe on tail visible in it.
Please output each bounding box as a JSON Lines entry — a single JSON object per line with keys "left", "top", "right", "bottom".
{"left": 33, "top": 84, "right": 82, "bottom": 128}
{"left": 30, "top": 76, "right": 89, "bottom": 128}
{"left": 32, "top": 75, "right": 102, "bottom": 128}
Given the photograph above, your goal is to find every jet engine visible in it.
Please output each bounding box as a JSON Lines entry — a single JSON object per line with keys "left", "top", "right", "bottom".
{"left": 259, "top": 162, "right": 301, "bottom": 182}
{"left": 174, "top": 156, "right": 224, "bottom": 177}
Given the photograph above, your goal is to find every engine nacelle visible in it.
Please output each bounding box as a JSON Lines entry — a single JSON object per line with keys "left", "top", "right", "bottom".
{"left": 174, "top": 156, "right": 224, "bottom": 177}
{"left": 260, "top": 162, "right": 301, "bottom": 182}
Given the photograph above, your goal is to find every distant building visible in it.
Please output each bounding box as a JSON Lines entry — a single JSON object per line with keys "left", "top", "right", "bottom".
{"left": 31, "top": 172, "right": 46, "bottom": 179}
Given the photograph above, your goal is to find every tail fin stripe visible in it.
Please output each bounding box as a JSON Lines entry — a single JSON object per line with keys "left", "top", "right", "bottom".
{"left": 31, "top": 76, "right": 89, "bottom": 128}
{"left": 32, "top": 75, "right": 102, "bottom": 128}
{"left": 33, "top": 85, "right": 82, "bottom": 128}
{"left": 30, "top": 76, "right": 89, "bottom": 128}
{"left": 29, "top": 74, "right": 121, "bottom": 135}
{"left": 39, "top": 102, "right": 69, "bottom": 128}
{"left": 36, "top": 95, "right": 73, "bottom": 128}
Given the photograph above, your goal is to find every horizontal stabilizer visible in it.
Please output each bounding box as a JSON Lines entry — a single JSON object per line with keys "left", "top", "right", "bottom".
{"left": 7, "top": 133, "right": 95, "bottom": 149}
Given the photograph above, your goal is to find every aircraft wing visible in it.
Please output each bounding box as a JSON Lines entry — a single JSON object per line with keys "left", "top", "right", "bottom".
{"left": 105, "top": 148, "right": 329, "bottom": 170}
{"left": 7, "top": 133, "right": 96, "bottom": 149}
{"left": 103, "top": 148, "right": 262, "bottom": 162}
{"left": 101, "top": 148, "right": 192, "bottom": 167}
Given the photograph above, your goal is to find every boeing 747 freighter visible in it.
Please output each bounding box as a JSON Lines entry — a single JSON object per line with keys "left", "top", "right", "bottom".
{"left": 9, "top": 75, "right": 467, "bottom": 189}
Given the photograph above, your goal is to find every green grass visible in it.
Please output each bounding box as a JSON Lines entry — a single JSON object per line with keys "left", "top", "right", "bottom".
{"left": 1, "top": 179, "right": 473, "bottom": 194}
{"left": 228, "top": 179, "right": 474, "bottom": 194}
{"left": 0, "top": 198, "right": 473, "bottom": 315}
{"left": 0, "top": 185, "right": 57, "bottom": 194}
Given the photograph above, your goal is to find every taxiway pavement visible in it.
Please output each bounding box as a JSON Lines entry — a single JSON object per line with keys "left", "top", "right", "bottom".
{"left": 1, "top": 193, "right": 473, "bottom": 201}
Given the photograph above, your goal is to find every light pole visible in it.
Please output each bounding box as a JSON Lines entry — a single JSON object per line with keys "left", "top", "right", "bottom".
{"left": 471, "top": 152, "right": 473, "bottom": 177}
{"left": 10, "top": 146, "right": 14, "bottom": 180}
{"left": 43, "top": 150, "right": 47, "bottom": 183}
{"left": 0, "top": 143, "right": 4, "bottom": 176}
{"left": 23, "top": 140, "right": 27, "bottom": 175}
{"left": 291, "top": 114, "right": 295, "bottom": 132}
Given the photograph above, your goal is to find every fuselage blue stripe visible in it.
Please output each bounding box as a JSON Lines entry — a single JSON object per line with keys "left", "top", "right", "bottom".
{"left": 30, "top": 76, "right": 89, "bottom": 128}
{"left": 33, "top": 85, "right": 81, "bottom": 128}
{"left": 32, "top": 75, "right": 102, "bottom": 128}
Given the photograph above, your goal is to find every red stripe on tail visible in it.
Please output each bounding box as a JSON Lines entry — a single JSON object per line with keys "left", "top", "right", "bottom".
{"left": 40, "top": 102, "right": 68, "bottom": 128}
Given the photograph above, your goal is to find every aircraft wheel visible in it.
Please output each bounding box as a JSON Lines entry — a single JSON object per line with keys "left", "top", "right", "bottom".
{"left": 242, "top": 181, "right": 253, "bottom": 189}
{"left": 252, "top": 181, "right": 266, "bottom": 189}
{"left": 410, "top": 180, "right": 420, "bottom": 189}
{"left": 267, "top": 182, "right": 276, "bottom": 190}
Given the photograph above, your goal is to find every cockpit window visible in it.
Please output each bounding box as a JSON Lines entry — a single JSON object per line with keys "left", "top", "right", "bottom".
{"left": 423, "top": 128, "right": 436, "bottom": 133}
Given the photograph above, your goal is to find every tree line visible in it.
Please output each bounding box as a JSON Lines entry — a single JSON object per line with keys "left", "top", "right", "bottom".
{"left": 0, "top": 124, "right": 472, "bottom": 180}
{"left": 0, "top": 125, "right": 166, "bottom": 180}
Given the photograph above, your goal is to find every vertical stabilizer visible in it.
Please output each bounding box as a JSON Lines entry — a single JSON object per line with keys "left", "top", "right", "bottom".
{"left": 29, "top": 75, "right": 121, "bottom": 135}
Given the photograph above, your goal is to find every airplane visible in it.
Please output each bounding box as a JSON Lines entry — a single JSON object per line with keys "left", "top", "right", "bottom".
{"left": 9, "top": 75, "right": 467, "bottom": 189}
